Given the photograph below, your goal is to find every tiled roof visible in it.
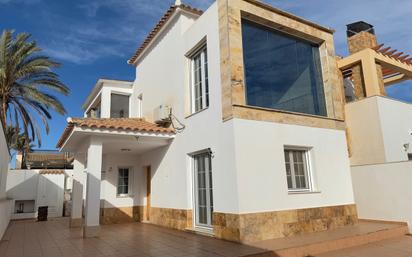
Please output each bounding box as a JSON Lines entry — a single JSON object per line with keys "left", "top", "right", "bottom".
{"left": 128, "top": 4, "right": 203, "bottom": 64}
{"left": 39, "top": 170, "right": 65, "bottom": 175}
{"left": 57, "top": 118, "right": 175, "bottom": 148}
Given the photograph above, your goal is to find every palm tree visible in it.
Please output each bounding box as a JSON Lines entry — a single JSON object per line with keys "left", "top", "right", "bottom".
{"left": 11, "top": 132, "right": 34, "bottom": 168}
{"left": 0, "top": 30, "right": 69, "bottom": 146}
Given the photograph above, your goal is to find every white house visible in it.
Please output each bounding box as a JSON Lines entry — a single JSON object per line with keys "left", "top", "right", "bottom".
{"left": 58, "top": 0, "right": 357, "bottom": 242}
{"left": 338, "top": 22, "right": 412, "bottom": 232}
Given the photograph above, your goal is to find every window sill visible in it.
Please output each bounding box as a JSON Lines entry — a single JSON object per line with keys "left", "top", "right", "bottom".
{"left": 116, "top": 194, "right": 134, "bottom": 198}
{"left": 185, "top": 107, "right": 209, "bottom": 119}
{"left": 288, "top": 190, "right": 321, "bottom": 195}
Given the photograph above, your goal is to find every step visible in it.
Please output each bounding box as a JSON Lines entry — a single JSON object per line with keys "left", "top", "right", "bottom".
{"left": 248, "top": 220, "right": 409, "bottom": 257}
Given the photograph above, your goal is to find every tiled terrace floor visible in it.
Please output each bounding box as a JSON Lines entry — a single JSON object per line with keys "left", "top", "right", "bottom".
{"left": 1, "top": 218, "right": 412, "bottom": 257}
{"left": 318, "top": 236, "right": 412, "bottom": 257}
{"left": 0, "top": 218, "right": 270, "bottom": 257}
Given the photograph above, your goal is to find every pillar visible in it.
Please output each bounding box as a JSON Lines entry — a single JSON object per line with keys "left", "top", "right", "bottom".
{"left": 83, "top": 137, "right": 102, "bottom": 238}
{"left": 70, "top": 153, "right": 85, "bottom": 228}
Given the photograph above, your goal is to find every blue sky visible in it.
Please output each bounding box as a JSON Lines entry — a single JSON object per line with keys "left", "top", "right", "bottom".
{"left": 0, "top": 0, "right": 411, "bottom": 150}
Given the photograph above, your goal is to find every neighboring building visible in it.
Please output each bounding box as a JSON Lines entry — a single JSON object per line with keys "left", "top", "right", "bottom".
{"left": 58, "top": 0, "right": 357, "bottom": 241}
{"left": 10, "top": 151, "right": 73, "bottom": 220}
{"left": 338, "top": 22, "right": 412, "bottom": 232}
{"left": 15, "top": 150, "right": 74, "bottom": 170}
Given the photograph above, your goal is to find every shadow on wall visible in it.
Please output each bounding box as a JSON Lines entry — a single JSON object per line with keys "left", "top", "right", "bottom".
{"left": 95, "top": 144, "right": 171, "bottom": 225}
{"left": 6, "top": 170, "right": 65, "bottom": 217}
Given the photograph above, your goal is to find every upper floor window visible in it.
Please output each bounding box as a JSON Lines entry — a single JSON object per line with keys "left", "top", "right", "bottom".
{"left": 111, "top": 93, "right": 130, "bottom": 118}
{"left": 242, "top": 20, "right": 327, "bottom": 116}
{"left": 190, "top": 46, "right": 209, "bottom": 113}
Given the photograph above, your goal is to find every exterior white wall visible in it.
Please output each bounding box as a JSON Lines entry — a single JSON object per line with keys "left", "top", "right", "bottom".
{"left": 0, "top": 199, "right": 11, "bottom": 239}
{"left": 101, "top": 153, "right": 146, "bottom": 208}
{"left": 346, "top": 96, "right": 412, "bottom": 165}
{"left": 0, "top": 123, "right": 11, "bottom": 239}
{"left": 84, "top": 81, "right": 134, "bottom": 118}
{"left": 6, "top": 170, "right": 66, "bottom": 219}
{"left": 233, "top": 119, "right": 355, "bottom": 213}
{"left": 132, "top": 3, "right": 241, "bottom": 214}
{"left": 0, "top": 123, "right": 9, "bottom": 199}
{"left": 351, "top": 161, "right": 412, "bottom": 233}
{"left": 377, "top": 97, "right": 412, "bottom": 162}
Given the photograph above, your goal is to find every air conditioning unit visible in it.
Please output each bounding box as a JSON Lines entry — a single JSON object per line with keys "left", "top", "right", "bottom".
{"left": 153, "top": 105, "right": 172, "bottom": 126}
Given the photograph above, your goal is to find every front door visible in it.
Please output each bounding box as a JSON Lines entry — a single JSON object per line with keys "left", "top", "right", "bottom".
{"left": 193, "top": 152, "right": 213, "bottom": 228}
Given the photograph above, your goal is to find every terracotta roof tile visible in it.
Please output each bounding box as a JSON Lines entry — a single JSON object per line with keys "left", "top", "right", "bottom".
{"left": 57, "top": 118, "right": 175, "bottom": 148}
{"left": 39, "top": 170, "right": 65, "bottom": 175}
{"left": 128, "top": 4, "right": 203, "bottom": 64}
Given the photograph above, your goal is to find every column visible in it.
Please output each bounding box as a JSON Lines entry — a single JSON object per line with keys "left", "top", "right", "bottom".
{"left": 83, "top": 137, "right": 102, "bottom": 238}
{"left": 70, "top": 153, "right": 85, "bottom": 228}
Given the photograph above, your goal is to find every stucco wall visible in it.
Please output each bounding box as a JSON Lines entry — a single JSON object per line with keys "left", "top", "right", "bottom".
{"left": 0, "top": 123, "right": 9, "bottom": 199}
{"left": 346, "top": 96, "right": 412, "bottom": 165}
{"left": 377, "top": 97, "right": 412, "bottom": 162}
{"left": 132, "top": 3, "right": 242, "bottom": 214}
{"left": 6, "top": 170, "right": 65, "bottom": 218}
{"left": 351, "top": 161, "right": 412, "bottom": 233}
{"left": 0, "top": 123, "right": 11, "bottom": 239}
{"left": 101, "top": 153, "right": 146, "bottom": 208}
{"left": 233, "top": 119, "right": 355, "bottom": 213}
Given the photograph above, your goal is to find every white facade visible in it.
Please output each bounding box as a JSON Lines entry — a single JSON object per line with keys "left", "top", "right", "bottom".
{"left": 352, "top": 161, "right": 412, "bottom": 233}
{"left": 346, "top": 96, "right": 412, "bottom": 165}
{"left": 62, "top": 1, "right": 356, "bottom": 239}
{"left": 0, "top": 123, "right": 11, "bottom": 240}
{"left": 6, "top": 170, "right": 66, "bottom": 219}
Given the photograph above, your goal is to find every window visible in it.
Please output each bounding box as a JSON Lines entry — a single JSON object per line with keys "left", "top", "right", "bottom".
{"left": 242, "top": 20, "right": 327, "bottom": 116}
{"left": 117, "top": 168, "right": 131, "bottom": 196}
{"left": 111, "top": 94, "right": 130, "bottom": 118}
{"left": 284, "top": 148, "right": 311, "bottom": 191}
{"left": 86, "top": 101, "right": 101, "bottom": 118}
{"left": 408, "top": 153, "right": 412, "bottom": 161}
{"left": 190, "top": 46, "right": 209, "bottom": 113}
{"left": 137, "top": 94, "right": 143, "bottom": 118}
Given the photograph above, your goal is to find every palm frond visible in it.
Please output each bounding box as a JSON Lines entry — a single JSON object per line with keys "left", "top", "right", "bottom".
{"left": 0, "top": 29, "right": 69, "bottom": 145}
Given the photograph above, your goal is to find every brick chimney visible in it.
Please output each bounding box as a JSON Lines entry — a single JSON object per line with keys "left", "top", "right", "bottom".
{"left": 346, "top": 21, "right": 385, "bottom": 98}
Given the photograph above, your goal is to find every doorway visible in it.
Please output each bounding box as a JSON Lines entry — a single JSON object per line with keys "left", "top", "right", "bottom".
{"left": 193, "top": 152, "right": 213, "bottom": 229}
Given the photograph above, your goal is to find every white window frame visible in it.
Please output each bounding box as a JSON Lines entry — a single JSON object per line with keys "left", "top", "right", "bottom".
{"left": 190, "top": 45, "right": 209, "bottom": 114}
{"left": 284, "top": 147, "right": 313, "bottom": 192}
{"left": 117, "top": 167, "right": 133, "bottom": 197}
{"left": 190, "top": 150, "right": 213, "bottom": 231}
{"left": 137, "top": 94, "right": 143, "bottom": 118}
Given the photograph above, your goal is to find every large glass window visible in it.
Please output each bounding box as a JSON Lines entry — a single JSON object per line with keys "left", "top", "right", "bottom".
{"left": 242, "top": 20, "right": 327, "bottom": 116}
{"left": 110, "top": 94, "right": 130, "bottom": 118}
{"left": 190, "top": 46, "right": 209, "bottom": 113}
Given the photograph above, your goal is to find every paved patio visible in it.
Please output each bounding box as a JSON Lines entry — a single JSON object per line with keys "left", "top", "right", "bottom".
{"left": 0, "top": 218, "right": 271, "bottom": 257}
{"left": 318, "top": 236, "right": 412, "bottom": 257}
{"left": 1, "top": 218, "right": 412, "bottom": 257}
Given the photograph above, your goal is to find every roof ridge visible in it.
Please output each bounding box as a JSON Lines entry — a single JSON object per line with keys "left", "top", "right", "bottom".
{"left": 128, "top": 4, "right": 203, "bottom": 64}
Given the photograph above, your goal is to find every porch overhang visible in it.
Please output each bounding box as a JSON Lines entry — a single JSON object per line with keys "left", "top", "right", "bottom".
{"left": 57, "top": 118, "right": 175, "bottom": 153}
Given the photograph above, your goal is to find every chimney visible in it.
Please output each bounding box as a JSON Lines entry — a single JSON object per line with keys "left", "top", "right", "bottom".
{"left": 346, "top": 21, "right": 385, "bottom": 99}
{"left": 347, "top": 21, "right": 378, "bottom": 54}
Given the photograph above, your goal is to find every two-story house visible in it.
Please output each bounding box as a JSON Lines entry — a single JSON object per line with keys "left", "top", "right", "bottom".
{"left": 57, "top": 0, "right": 357, "bottom": 242}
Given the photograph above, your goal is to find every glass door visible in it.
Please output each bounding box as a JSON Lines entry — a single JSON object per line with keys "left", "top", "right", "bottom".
{"left": 193, "top": 152, "right": 213, "bottom": 228}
